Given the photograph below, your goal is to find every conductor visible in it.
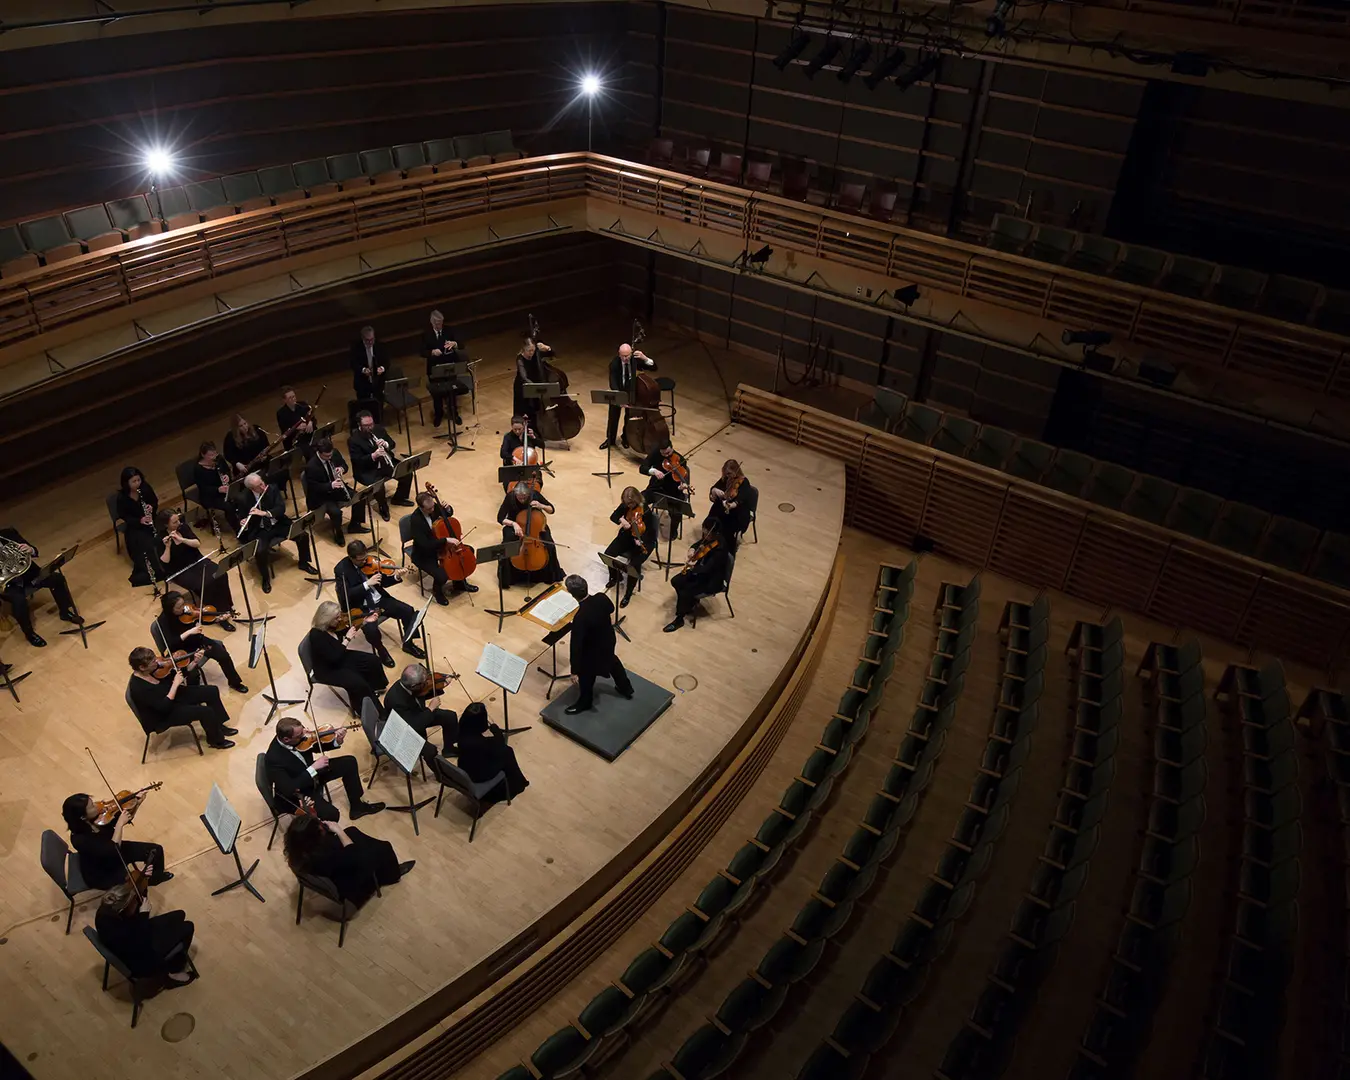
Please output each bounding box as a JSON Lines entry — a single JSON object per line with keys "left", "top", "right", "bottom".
{"left": 562, "top": 574, "right": 634, "bottom": 715}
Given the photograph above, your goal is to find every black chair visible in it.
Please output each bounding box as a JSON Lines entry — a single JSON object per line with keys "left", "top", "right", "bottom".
{"left": 41, "top": 830, "right": 101, "bottom": 933}
{"left": 256, "top": 754, "right": 286, "bottom": 850}
{"left": 739, "top": 484, "right": 759, "bottom": 544}
{"left": 383, "top": 365, "right": 424, "bottom": 433}
{"left": 126, "top": 685, "right": 203, "bottom": 764}
{"left": 397, "top": 514, "right": 428, "bottom": 597}
{"left": 82, "top": 925, "right": 197, "bottom": 1027}
{"left": 430, "top": 755, "right": 508, "bottom": 842}
{"left": 105, "top": 492, "right": 127, "bottom": 554}
{"left": 298, "top": 636, "right": 353, "bottom": 714}
{"left": 656, "top": 376, "right": 677, "bottom": 435}
{"left": 689, "top": 552, "right": 736, "bottom": 628}
{"left": 294, "top": 871, "right": 377, "bottom": 948}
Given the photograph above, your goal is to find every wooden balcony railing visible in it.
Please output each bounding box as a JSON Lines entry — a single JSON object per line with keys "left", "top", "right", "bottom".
{"left": 732, "top": 384, "right": 1350, "bottom": 672}
{"left": 3, "top": 153, "right": 1348, "bottom": 401}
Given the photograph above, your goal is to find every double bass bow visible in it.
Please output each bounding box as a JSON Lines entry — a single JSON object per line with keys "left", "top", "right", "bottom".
{"left": 424, "top": 482, "right": 477, "bottom": 582}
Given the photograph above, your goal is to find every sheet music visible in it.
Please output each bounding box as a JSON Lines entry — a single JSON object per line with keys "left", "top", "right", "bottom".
{"left": 249, "top": 616, "right": 266, "bottom": 670}
{"left": 476, "top": 642, "right": 528, "bottom": 693}
{"left": 204, "top": 783, "right": 241, "bottom": 854}
{"left": 379, "top": 711, "right": 427, "bottom": 774}
{"left": 527, "top": 588, "right": 579, "bottom": 628}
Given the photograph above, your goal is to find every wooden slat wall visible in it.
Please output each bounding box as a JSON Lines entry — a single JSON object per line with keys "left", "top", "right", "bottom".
{"left": 733, "top": 383, "right": 1350, "bottom": 671}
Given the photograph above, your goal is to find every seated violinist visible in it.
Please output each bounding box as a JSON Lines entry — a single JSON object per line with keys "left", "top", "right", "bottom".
{"left": 499, "top": 415, "right": 540, "bottom": 468}
{"left": 383, "top": 663, "right": 459, "bottom": 762}
{"left": 663, "top": 516, "right": 732, "bottom": 634}
{"left": 642, "top": 436, "right": 692, "bottom": 538}
{"left": 304, "top": 601, "right": 389, "bottom": 718}
{"left": 63, "top": 791, "right": 170, "bottom": 891}
{"left": 155, "top": 508, "right": 233, "bottom": 611}
{"left": 497, "top": 481, "right": 565, "bottom": 588}
{"left": 458, "top": 703, "right": 528, "bottom": 806}
{"left": 708, "top": 458, "right": 752, "bottom": 539}
{"left": 334, "top": 539, "right": 426, "bottom": 665}
{"left": 94, "top": 871, "right": 197, "bottom": 989}
{"left": 604, "top": 486, "right": 656, "bottom": 607}
{"left": 156, "top": 593, "right": 247, "bottom": 693}
{"left": 127, "top": 646, "right": 236, "bottom": 749}
{"left": 265, "top": 715, "right": 384, "bottom": 822}
{"left": 302, "top": 437, "right": 366, "bottom": 545}
{"left": 408, "top": 490, "right": 478, "bottom": 605}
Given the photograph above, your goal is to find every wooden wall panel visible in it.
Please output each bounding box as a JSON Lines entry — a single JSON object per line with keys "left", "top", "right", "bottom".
{"left": 988, "top": 489, "right": 1082, "bottom": 589}
{"left": 1147, "top": 547, "right": 1259, "bottom": 639}
{"left": 921, "top": 460, "right": 1001, "bottom": 567}
{"left": 853, "top": 441, "right": 929, "bottom": 541}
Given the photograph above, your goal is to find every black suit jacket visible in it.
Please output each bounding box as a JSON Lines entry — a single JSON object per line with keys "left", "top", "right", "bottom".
{"left": 608, "top": 352, "right": 655, "bottom": 393}
{"left": 420, "top": 326, "right": 463, "bottom": 377}
{"left": 570, "top": 593, "right": 617, "bottom": 678}
{"left": 383, "top": 681, "right": 436, "bottom": 735}
{"left": 0, "top": 527, "right": 39, "bottom": 589}
{"left": 302, "top": 452, "right": 353, "bottom": 509}
{"left": 348, "top": 426, "right": 399, "bottom": 484}
{"left": 264, "top": 737, "right": 322, "bottom": 805}
{"left": 237, "top": 484, "right": 289, "bottom": 543}
{"left": 350, "top": 340, "right": 391, "bottom": 399}
{"left": 408, "top": 511, "right": 443, "bottom": 568}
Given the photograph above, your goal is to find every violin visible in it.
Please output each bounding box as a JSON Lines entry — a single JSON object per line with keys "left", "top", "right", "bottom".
{"left": 335, "top": 607, "right": 380, "bottom": 632}
{"left": 624, "top": 504, "right": 647, "bottom": 541}
{"left": 93, "top": 781, "right": 164, "bottom": 827}
{"left": 723, "top": 474, "right": 743, "bottom": 505}
{"left": 178, "top": 602, "right": 236, "bottom": 625}
{"left": 151, "top": 649, "right": 202, "bottom": 679}
{"left": 417, "top": 670, "right": 452, "bottom": 697}
{"left": 687, "top": 537, "right": 720, "bottom": 567}
{"left": 293, "top": 721, "right": 361, "bottom": 752}
{"left": 425, "top": 482, "right": 477, "bottom": 581}
{"left": 360, "top": 554, "right": 410, "bottom": 579}
{"left": 662, "top": 450, "right": 690, "bottom": 487}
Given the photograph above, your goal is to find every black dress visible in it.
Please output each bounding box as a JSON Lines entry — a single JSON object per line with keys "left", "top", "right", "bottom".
{"left": 709, "top": 476, "right": 753, "bottom": 539}
{"left": 307, "top": 826, "right": 402, "bottom": 906}
{"left": 116, "top": 484, "right": 159, "bottom": 586}
{"left": 512, "top": 347, "right": 553, "bottom": 427}
{"left": 157, "top": 522, "right": 233, "bottom": 609}
{"left": 71, "top": 823, "right": 165, "bottom": 891}
{"left": 458, "top": 724, "right": 528, "bottom": 805}
{"left": 95, "top": 905, "right": 194, "bottom": 977}
{"left": 604, "top": 503, "right": 657, "bottom": 581}
{"left": 303, "top": 627, "right": 388, "bottom": 717}
{"left": 496, "top": 492, "right": 564, "bottom": 587}
{"left": 194, "top": 461, "right": 240, "bottom": 528}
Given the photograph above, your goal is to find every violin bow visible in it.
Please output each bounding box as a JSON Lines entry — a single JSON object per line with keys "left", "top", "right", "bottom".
{"left": 85, "top": 748, "right": 148, "bottom": 903}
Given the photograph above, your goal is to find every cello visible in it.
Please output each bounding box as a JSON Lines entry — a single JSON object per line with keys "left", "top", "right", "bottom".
{"left": 508, "top": 489, "right": 550, "bottom": 576}
{"left": 527, "top": 314, "right": 586, "bottom": 443}
{"left": 425, "top": 482, "right": 477, "bottom": 582}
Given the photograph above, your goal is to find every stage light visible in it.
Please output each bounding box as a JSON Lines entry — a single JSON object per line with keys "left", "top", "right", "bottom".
{"left": 748, "top": 245, "right": 773, "bottom": 266}
{"left": 894, "top": 284, "right": 921, "bottom": 307}
{"left": 773, "top": 31, "right": 811, "bottom": 71}
{"left": 897, "top": 53, "right": 940, "bottom": 91}
{"left": 144, "top": 146, "right": 174, "bottom": 176}
{"left": 863, "top": 48, "right": 906, "bottom": 90}
{"left": 581, "top": 73, "right": 601, "bottom": 95}
{"left": 803, "top": 38, "right": 841, "bottom": 79}
{"left": 1062, "top": 329, "right": 1113, "bottom": 347}
{"left": 837, "top": 41, "right": 872, "bottom": 83}
{"left": 985, "top": 0, "right": 1013, "bottom": 38}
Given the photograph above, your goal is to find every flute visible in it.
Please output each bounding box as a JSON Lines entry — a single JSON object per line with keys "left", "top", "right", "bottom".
{"left": 237, "top": 489, "right": 270, "bottom": 538}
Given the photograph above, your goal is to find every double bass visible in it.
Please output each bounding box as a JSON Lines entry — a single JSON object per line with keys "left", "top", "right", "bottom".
{"left": 527, "top": 314, "right": 586, "bottom": 443}
{"left": 622, "top": 321, "right": 669, "bottom": 455}
{"left": 425, "top": 483, "right": 477, "bottom": 582}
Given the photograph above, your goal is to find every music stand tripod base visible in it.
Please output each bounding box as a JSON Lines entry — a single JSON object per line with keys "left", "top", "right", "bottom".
{"left": 589, "top": 389, "right": 630, "bottom": 485}
{"left": 199, "top": 815, "right": 264, "bottom": 902}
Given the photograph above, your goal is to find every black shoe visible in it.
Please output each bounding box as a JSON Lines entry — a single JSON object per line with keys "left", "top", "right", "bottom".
{"left": 349, "top": 525, "right": 370, "bottom": 535}
{"left": 261, "top": 579, "right": 272, "bottom": 594}
{"left": 453, "top": 413, "right": 463, "bottom": 425}
{"left": 432, "top": 413, "right": 444, "bottom": 428}
{"left": 403, "top": 641, "right": 427, "bottom": 660}
{"left": 620, "top": 592, "right": 633, "bottom": 608}
{"left": 27, "top": 633, "right": 46, "bottom": 648}
{"left": 59, "top": 610, "right": 83, "bottom": 624}
{"left": 619, "top": 688, "right": 635, "bottom": 700}
{"left": 0, "top": 662, "right": 9, "bottom": 675}
{"left": 209, "top": 739, "right": 236, "bottom": 749}
{"left": 220, "top": 620, "right": 237, "bottom": 633}
{"left": 564, "top": 703, "right": 592, "bottom": 715}
{"left": 164, "top": 970, "right": 198, "bottom": 989}
{"left": 351, "top": 800, "right": 385, "bottom": 819}
{"left": 298, "top": 563, "right": 318, "bottom": 574}
{"left": 391, "top": 498, "right": 415, "bottom": 508}
{"left": 229, "top": 681, "right": 249, "bottom": 693}
{"left": 380, "top": 509, "right": 391, "bottom": 522}
{"left": 619, "top": 436, "right": 629, "bottom": 449}
{"left": 598, "top": 440, "right": 613, "bottom": 450}
{"left": 397, "top": 860, "right": 416, "bottom": 877}
{"left": 459, "top": 582, "right": 479, "bottom": 593}
{"left": 149, "top": 872, "right": 174, "bottom": 886}
{"left": 222, "top": 726, "right": 240, "bottom": 736}
{"left": 663, "top": 618, "right": 684, "bottom": 633}
{"left": 333, "top": 531, "right": 345, "bottom": 546}
{"left": 379, "top": 652, "right": 397, "bottom": 669}
{"left": 434, "top": 593, "right": 450, "bottom": 606}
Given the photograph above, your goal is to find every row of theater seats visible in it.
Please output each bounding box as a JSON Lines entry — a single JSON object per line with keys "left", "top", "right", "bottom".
{"left": 0, "top": 131, "right": 524, "bottom": 278}
{"left": 858, "top": 386, "right": 1350, "bottom": 586}
{"left": 987, "top": 214, "right": 1350, "bottom": 335}
{"left": 496, "top": 562, "right": 916, "bottom": 1080}
{"left": 1199, "top": 662, "right": 1299, "bottom": 1077}
{"left": 1062, "top": 629, "right": 1199, "bottom": 1077}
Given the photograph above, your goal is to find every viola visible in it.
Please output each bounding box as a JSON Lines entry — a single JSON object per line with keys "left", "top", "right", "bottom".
{"left": 151, "top": 650, "right": 201, "bottom": 679}
{"left": 177, "top": 603, "right": 236, "bottom": 625}
{"left": 424, "top": 482, "right": 477, "bottom": 581}
{"left": 662, "top": 450, "right": 690, "bottom": 487}
{"left": 293, "top": 721, "right": 361, "bottom": 752}
{"left": 624, "top": 504, "right": 647, "bottom": 541}
{"left": 93, "top": 781, "right": 164, "bottom": 827}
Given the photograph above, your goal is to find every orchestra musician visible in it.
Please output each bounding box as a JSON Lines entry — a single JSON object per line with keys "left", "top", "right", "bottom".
{"left": 156, "top": 593, "right": 248, "bottom": 693}
{"left": 349, "top": 325, "right": 389, "bottom": 420}
{"left": 513, "top": 337, "right": 555, "bottom": 431}
{"left": 335, "top": 539, "right": 428, "bottom": 665}
{"left": 283, "top": 813, "right": 410, "bottom": 908}
{"left": 222, "top": 415, "right": 275, "bottom": 479}
{"left": 497, "top": 481, "right": 565, "bottom": 588}
{"left": 238, "top": 473, "right": 317, "bottom": 594}
{"left": 420, "top": 309, "right": 468, "bottom": 428}
{"left": 600, "top": 342, "right": 656, "bottom": 451}
{"left": 304, "top": 601, "right": 390, "bottom": 718}
{"left": 116, "top": 466, "right": 160, "bottom": 587}
{"left": 499, "top": 415, "right": 539, "bottom": 467}
{"left": 604, "top": 486, "right": 656, "bottom": 607}
{"left": 563, "top": 575, "right": 635, "bottom": 715}
{"left": 0, "top": 526, "right": 81, "bottom": 648}
{"left": 708, "top": 458, "right": 752, "bottom": 539}
{"left": 94, "top": 874, "right": 197, "bottom": 988}
{"left": 663, "top": 516, "right": 732, "bottom": 634}
{"left": 62, "top": 792, "right": 170, "bottom": 891}
{"left": 266, "top": 715, "right": 385, "bottom": 822}
{"left": 643, "top": 436, "right": 692, "bottom": 540}
{"left": 193, "top": 442, "right": 240, "bottom": 533}
{"left": 155, "top": 508, "right": 234, "bottom": 611}
{"left": 276, "top": 386, "right": 317, "bottom": 454}
{"left": 348, "top": 411, "right": 414, "bottom": 521}
{"left": 408, "top": 490, "right": 479, "bottom": 604}
{"left": 302, "top": 437, "right": 366, "bottom": 545}
{"left": 457, "top": 702, "right": 528, "bottom": 806}
{"left": 383, "top": 663, "right": 459, "bottom": 762}
{"left": 127, "top": 646, "right": 236, "bottom": 749}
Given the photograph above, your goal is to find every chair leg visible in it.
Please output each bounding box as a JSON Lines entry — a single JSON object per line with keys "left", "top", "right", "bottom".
{"left": 190, "top": 725, "right": 204, "bottom": 756}
{"left": 267, "top": 814, "right": 279, "bottom": 851}
{"left": 338, "top": 908, "right": 348, "bottom": 948}
{"left": 726, "top": 592, "right": 735, "bottom": 618}
{"left": 102, "top": 960, "right": 110, "bottom": 990}
{"left": 66, "top": 896, "right": 75, "bottom": 935}
{"left": 296, "top": 883, "right": 305, "bottom": 925}
{"left": 130, "top": 990, "right": 141, "bottom": 1029}
{"left": 434, "top": 782, "right": 446, "bottom": 817}
{"left": 369, "top": 754, "right": 382, "bottom": 787}
{"left": 142, "top": 731, "right": 151, "bottom": 765}
{"left": 468, "top": 799, "right": 478, "bottom": 843}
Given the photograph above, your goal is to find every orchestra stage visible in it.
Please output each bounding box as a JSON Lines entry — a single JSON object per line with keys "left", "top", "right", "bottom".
{"left": 0, "top": 320, "right": 844, "bottom": 1080}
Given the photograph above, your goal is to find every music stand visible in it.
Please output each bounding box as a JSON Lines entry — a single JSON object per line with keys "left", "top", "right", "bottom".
{"left": 312, "top": 419, "right": 338, "bottom": 443}
{"left": 597, "top": 553, "right": 634, "bottom": 642}
{"left": 298, "top": 507, "right": 335, "bottom": 598}
{"left": 430, "top": 361, "right": 474, "bottom": 456}
{"left": 476, "top": 642, "right": 530, "bottom": 738}
{"left": 383, "top": 376, "right": 414, "bottom": 457}
{"left": 377, "top": 711, "right": 434, "bottom": 835}
{"left": 219, "top": 539, "right": 267, "bottom": 630}
{"left": 0, "top": 652, "right": 31, "bottom": 703}
{"left": 393, "top": 449, "right": 431, "bottom": 509}
{"left": 589, "top": 389, "right": 629, "bottom": 484}
{"left": 520, "top": 583, "right": 580, "bottom": 700}
{"left": 201, "top": 783, "right": 263, "bottom": 902}
{"left": 649, "top": 493, "right": 695, "bottom": 581}
{"left": 479, "top": 541, "right": 523, "bottom": 633}
{"left": 40, "top": 546, "right": 105, "bottom": 648}
{"left": 274, "top": 446, "right": 307, "bottom": 516}
{"left": 251, "top": 612, "right": 302, "bottom": 726}
{"left": 522, "top": 382, "right": 561, "bottom": 470}
{"left": 498, "top": 464, "right": 541, "bottom": 491}
{"left": 351, "top": 485, "right": 391, "bottom": 558}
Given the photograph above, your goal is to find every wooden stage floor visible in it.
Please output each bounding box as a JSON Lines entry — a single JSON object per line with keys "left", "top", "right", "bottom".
{"left": 0, "top": 321, "right": 844, "bottom": 1080}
